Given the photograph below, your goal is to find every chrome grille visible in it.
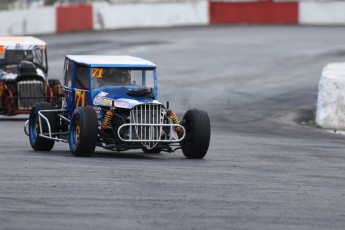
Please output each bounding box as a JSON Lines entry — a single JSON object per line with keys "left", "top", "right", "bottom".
{"left": 130, "top": 104, "right": 163, "bottom": 149}
{"left": 17, "top": 80, "right": 44, "bottom": 109}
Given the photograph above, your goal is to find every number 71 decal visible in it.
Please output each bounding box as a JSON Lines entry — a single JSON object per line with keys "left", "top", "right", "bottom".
{"left": 92, "top": 68, "right": 103, "bottom": 78}
{"left": 75, "top": 90, "right": 86, "bottom": 108}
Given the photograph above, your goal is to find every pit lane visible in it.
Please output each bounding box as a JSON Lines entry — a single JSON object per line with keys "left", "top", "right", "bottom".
{"left": 1, "top": 26, "right": 345, "bottom": 230}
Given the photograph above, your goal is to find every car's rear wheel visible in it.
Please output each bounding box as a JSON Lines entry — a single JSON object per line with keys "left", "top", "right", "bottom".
{"left": 180, "top": 109, "right": 211, "bottom": 159}
{"left": 29, "top": 102, "right": 55, "bottom": 151}
{"left": 69, "top": 107, "right": 98, "bottom": 157}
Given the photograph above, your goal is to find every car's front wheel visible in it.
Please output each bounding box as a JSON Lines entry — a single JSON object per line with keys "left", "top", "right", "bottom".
{"left": 69, "top": 107, "right": 98, "bottom": 157}
{"left": 29, "top": 102, "right": 55, "bottom": 151}
{"left": 180, "top": 109, "right": 211, "bottom": 159}
{"left": 142, "top": 147, "right": 162, "bottom": 154}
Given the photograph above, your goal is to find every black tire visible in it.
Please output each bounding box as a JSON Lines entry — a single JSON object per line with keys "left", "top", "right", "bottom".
{"left": 142, "top": 147, "right": 162, "bottom": 154}
{"left": 28, "top": 102, "right": 55, "bottom": 151}
{"left": 47, "top": 79, "right": 62, "bottom": 107}
{"left": 69, "top": 107, "right": 98, "bottom": 157}
{"left": 180, "top": 109, "right": 211, "bottom": 159}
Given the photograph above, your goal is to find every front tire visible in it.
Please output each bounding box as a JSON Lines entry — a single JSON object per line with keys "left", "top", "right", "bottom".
{"left": 28, "top": 102, "right": 55, "bottom": 151}
{"left": 142, "top": 147, "right": 161, "bottom": 154}
{"left": 180, "top": 109, "right": 211, "bottom": 159}
{"left": 69, "top": 107, "right": 98, "bottom": 157}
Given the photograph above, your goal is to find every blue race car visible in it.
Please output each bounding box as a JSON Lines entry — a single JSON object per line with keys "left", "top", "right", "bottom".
{"left": 24, "top": 55, "right": 210, "bottom": 159}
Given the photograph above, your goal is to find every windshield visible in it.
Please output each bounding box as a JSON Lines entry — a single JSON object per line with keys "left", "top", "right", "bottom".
{"left": 92, "top": 67, "right": 154, "bottom": 89}
{"left": 0, "top": 46, "right": 47, "bottom": 72}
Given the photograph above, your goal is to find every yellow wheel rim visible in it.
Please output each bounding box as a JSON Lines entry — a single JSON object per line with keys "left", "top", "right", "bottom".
{"left": 75, "top": 122, "right": 80, "bottom": 142}
{"left": 35, "top": 119, "right": 39, "bottom": 135}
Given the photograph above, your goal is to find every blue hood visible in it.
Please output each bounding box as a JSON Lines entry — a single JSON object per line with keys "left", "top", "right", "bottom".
{"left": 92, "top": 87, "right": 161, "bottom": 109}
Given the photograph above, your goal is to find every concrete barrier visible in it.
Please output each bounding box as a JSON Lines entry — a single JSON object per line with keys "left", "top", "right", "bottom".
{"left": 0, "top": 0, "right": 208, "bottom": 35}
{"left": 1, "top": 0, "right": 345, "bottom": 36}
{"left": 93, "top": 0, "right": 208, "bottom": 30}
{"left": 316, "top": 63, "right": 345, "bottom": 130}
{"left": 0, "top": 7, "right": 55, "bottom": 35}
{"left": 57, "top": 4, "right": 93, "bottom": 32}
{"left": 300, "top": 1, "right": 345, "bottom": 25}
{"left": 209, "top": 0, "right": 298, "bottom": 24}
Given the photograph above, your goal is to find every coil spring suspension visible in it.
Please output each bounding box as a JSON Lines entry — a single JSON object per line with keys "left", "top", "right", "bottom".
{"left": 169, "top": 111, "right": 183, "bottom": 136}
{"left": 102, "top": 110, "right": 114, "bottom": 129}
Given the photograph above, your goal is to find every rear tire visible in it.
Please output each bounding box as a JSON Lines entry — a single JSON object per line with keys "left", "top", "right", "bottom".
{"left": 69, "top": 107, "right": 98, "bottom": 157}
{"left": 28, "top": 102, "right": 55, "bottom": 151}
{"left": 180, "top": 109, "right": 211, "bottom": 159}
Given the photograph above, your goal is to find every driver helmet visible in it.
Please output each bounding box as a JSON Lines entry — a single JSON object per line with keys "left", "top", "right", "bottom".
{"left": 97, "top": 68, "right": 131, "bottom": 86}
{"left": 114, "top": 69, "right": 131, "bottom": 85}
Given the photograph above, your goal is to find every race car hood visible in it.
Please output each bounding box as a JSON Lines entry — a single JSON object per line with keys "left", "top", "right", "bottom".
{"left": 92, "top": 87, "right": 161, "bottom": 109}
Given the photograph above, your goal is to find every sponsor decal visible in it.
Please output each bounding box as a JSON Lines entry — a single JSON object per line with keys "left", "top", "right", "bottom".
{"left": 93, "top": 92, "right": 110, "bottom": 105}
{"left": 93, "top": 93, "right": 129, "bottom": 108}
{"left": 100, "top": 98, "right": 129, "bottom": 108}
{"left": 99, "top": 91, "right": 108, "bottom": 97}
{"left": 93, "top": 95, "right": 102, "bottom": 105}
{"left": 101, "top": 98, "right": 112, "bottom": 106}
{"left": 114, "top": 101, "right": 128, "bottom": 108}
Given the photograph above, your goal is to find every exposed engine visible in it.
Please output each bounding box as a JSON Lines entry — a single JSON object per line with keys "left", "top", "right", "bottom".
{"left": 0, "top": 61, "right": 51, "bottom": 115}
{"left": 98, "top": 104, "right": 179, "bottom": 151}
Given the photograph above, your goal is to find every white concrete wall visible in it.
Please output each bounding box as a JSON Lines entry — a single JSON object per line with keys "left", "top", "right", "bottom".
{"left": 0, "top": 0, "right": 208, "bottom": 35}
{"left": 0, "top": 7, "right": 56, "bottom": 35}
{"left": 300, "top": 1, "right": 345, "bottom": 25}
{"left": 316, "top": 63, "right": 345, "bottom": 130}
{"left": 92, "top": 0, "right": 208, "bottom": 30}
{"left": 2, "top": 0, "right": 345, "bottom": 35}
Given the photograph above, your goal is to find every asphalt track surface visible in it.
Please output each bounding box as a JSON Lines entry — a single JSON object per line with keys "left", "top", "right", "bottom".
{"left": 1, "top": 26, "right": 345, "bottom": 230}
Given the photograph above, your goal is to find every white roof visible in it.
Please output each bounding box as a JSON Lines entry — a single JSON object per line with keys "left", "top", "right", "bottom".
{"left": 0, "top": 36, "right": 46, "bottom": 47}
{"left": 66, "top": 55, "right": 156, "bottom": 68}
